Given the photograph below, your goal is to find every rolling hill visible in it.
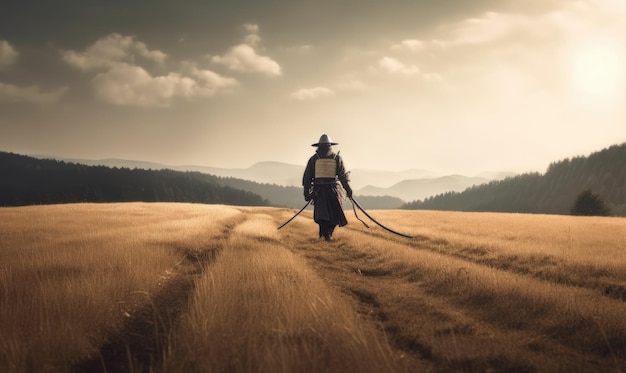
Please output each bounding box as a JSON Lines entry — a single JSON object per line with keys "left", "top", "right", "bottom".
{"left": 7, "top": 142, "right": 625, "bottom": 215}
{"left": 404, "top": 143, "right": 626, "bottom": 216}
{"left": 2, "top": 152, "right": 404, "bottom": 209}
{"left": 0, "top": 152, "right": 268, "bottom": 207}
{"left": 35, "top": 155, "right": 513, "bottom": 203}
{"left": 358, "top": 175, "right": 490, "bottom": 202}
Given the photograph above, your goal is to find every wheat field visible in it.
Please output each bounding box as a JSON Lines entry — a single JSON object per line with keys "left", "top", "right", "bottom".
{"left": 1, "top": 203, "right": 625, "bottom": 372}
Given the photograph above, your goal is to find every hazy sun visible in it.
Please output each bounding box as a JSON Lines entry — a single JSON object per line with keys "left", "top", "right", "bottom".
{"left": 568, "top": 35, "right": 625, "bottom": 107}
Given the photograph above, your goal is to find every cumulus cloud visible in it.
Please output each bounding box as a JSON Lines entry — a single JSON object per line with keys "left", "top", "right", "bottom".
{"left": 91, "top": 62, "right": 238, "bottom": 107}
{"left": 244, "top": 23, "right": 259, "bottom": 34}
{"left": 414, "top": 2, "right": 621, "bottom": 54}
{"left": 62, "top": 33, "right": 167, "bottom": 71}
{"left": 212, "top": 24, "right": 281, "bottom": 76}
{"left": 382, "top": 13, "right": 545, "bottom": 88}
{"left": 62, "top": 33, "right": 239, "bottom": 107}
{"left": 440, "top": 12, "right": 530, "bottom": 47}
{"left": 0, "top": 83, "right": 67, "bottom": 103}
{"left": 187, "top": 64, "right": 239, "bottom": 92}
{"left": 390, "top": 9, "right": 560, "bottom": 63}
{"left": 376, "top": 57, "right": 420, "bottom": 75}
{"left": 60, "top": 28, "right": 280, "bottom": 106}
{"left": 212, "top": 44, "right": 281, "bottom": 75}
{"left": 391, "top": 39, "right": 425, "bottom": 52}
{"left": 383, "top": 3, "right": 622, "bottom": 87}
{"left": 243, "top": 23, "right": 261, "bottom": 46}
{"left": 291, "top": 86, "right": 335, "bottom": 100}
{"left": 375, "top": 1, "right": 626, "bottom": 112}
{"left": 92, "top": 64, "right": 190, "bottom": 107}
{"left": 0, "top": 40, "right": 19, "bottom": 70}
{"left": 387, "top": 4, "right": 626, "bottom": 95}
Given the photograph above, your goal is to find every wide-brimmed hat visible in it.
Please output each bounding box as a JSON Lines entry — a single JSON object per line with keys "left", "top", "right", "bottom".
{"left": 311, "top": 134, "right": 339, "bottom": 147}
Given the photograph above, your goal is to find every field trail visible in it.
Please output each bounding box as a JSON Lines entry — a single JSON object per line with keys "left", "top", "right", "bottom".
{"left": 77, "top": 206, "right": 625, "bottom": 372}
{"left": 271, "top": 208, "right": 626, "bottom": 372}
{"left": 278, "top": 217, "right": 534, "bottom": 372}
{"left": 165, "top": 209, "right": 424, "bottom": 372}
{"left": 74, "top": 208, "right": 248, "bottom": 373}
{"left": 2, "top": 203, "right": 625, "bottom": 372}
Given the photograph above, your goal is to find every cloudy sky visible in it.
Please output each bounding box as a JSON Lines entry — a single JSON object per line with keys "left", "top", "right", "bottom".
{"left": 1, "top": 0, "right": 625, "bottom": 175}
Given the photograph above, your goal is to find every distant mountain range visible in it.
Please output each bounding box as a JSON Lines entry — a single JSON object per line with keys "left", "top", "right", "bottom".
{"left": 11, "top": 142, "right": 625, "bottom": 215}
{"left": 34, "top": 158, "right": 306, "bottom": 188}
{"left": 358, "top": 175, "right": 492, "bottom": 202}
{"left": 3, "top": 153, "right": 403, "bottom": 209}
{"left": 38, "top": 156, "right": 515, "bottom": 202}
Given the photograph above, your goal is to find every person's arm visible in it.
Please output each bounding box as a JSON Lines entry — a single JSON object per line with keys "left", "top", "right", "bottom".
{"left": 302, "top": 157, "right": 315, "bottom": 200}
{"left": 336, "top": 156, "right": 352, "bottom": 198}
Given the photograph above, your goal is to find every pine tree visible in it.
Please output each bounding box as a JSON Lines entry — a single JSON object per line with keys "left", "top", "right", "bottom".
{"left": 570, "top": 189, "right": 611, "bottom": 216}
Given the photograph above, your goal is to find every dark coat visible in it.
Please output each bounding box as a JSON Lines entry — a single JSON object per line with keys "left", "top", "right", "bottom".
{"left": 302, "top": 149, "right": 351, "bottom": 227}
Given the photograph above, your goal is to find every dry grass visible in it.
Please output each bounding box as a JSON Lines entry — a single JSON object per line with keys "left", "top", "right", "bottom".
{"left": 350, "top": 210, "right": 626, "bottom": 296}
{"left": 292, "top": 208, "right": 626, "bottom": 371}
{"left": 165, "top": 211, "right": 403, "bottom": 373}
{"left": 343, "top": 229, "right": 626, "bottom": 348}
{"left": 0, "top": 203, "right": 241, "bottom": 372}
{"left": 2, "top": 203, "right": 625, "bottom": 372}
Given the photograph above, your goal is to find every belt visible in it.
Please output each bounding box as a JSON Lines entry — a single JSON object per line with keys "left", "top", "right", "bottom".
{"left": 314, "top": 178, "right": 337, "bottom": 185}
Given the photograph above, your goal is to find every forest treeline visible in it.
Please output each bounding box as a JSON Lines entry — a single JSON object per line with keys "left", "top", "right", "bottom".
{"left": 0, "top": 151, "right": 403, "bottom": 209}
{"left": 404, "top": 143, "right": 626, "bottom": 216}
{"left": 0, "top": 152, "right": 269, "bottom": 207}
{"left": 214, "top": 176, "right": 302, "bottom": 208}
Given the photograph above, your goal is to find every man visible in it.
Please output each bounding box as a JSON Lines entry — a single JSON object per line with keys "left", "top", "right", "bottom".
{"left": 302, "top": 134, "right": 353, "bottom": 241}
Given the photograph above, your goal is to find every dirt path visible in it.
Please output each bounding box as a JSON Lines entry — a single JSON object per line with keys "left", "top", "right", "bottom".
{"left": 72, "top": 215, "right": 242, "bottom": 373}
{"left": 73, "top": 207, "right": 624, "bottom": 372}
{"left": 73, "top": 265, "right": 199, "bottom": 373}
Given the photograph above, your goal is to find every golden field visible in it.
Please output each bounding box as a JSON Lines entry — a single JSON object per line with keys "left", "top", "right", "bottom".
{"left": 0, "top": 203, "right": 625, "bottom": 372}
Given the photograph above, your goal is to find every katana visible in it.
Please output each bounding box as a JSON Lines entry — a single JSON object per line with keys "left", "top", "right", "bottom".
{"left": 277, "top": 199, "right": 312, "bottom": 230}
{"left": 351, "top": 200, "right": 370, "bottom": 228}
{"left": 349, "top": 197, "right": 414, "bottom": 239}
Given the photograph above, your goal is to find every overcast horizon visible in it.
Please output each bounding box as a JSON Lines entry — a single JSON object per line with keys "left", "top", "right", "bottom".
{"left": 20, "top": 145, "right": 614, "bottom": 178}
{"left": 2, "top": 0, "right": 626, "bottom": 175}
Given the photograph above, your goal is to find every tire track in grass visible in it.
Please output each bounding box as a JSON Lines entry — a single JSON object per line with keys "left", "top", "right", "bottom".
{"left": 73, "top": 213, "right": 246, "bottom": 373}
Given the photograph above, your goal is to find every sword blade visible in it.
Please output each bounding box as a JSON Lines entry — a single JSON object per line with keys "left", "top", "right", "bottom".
{"left": 350, "top": 197, "right": 413, "bottom": 239}
{"left": 277, "top": 200, "right": 312, "bottom": 230}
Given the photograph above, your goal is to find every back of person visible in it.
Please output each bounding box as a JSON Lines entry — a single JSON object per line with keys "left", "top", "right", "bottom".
{"left": 302, "top": 134, "right": 352, "bottom": 241}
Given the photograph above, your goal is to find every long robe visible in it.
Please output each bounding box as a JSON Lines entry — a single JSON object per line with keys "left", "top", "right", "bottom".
{"left": 302, "top": 150, "right": 350, "bottom": 228}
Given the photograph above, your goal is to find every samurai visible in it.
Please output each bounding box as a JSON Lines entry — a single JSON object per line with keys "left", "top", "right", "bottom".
{"left": 302, "top": 134, "right": 353, "bottom": 241}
